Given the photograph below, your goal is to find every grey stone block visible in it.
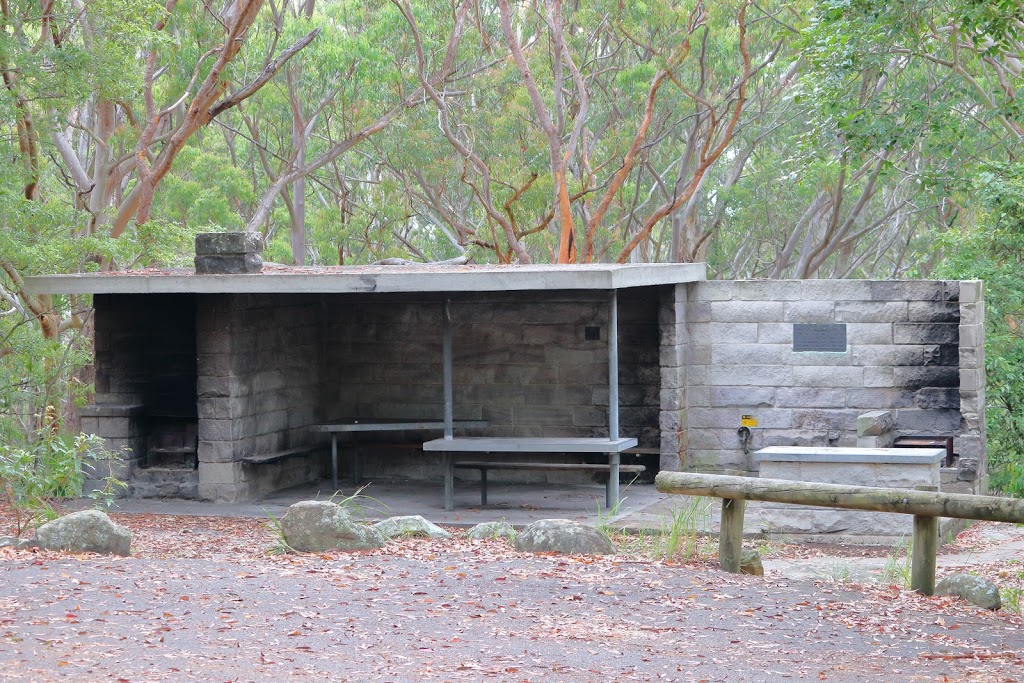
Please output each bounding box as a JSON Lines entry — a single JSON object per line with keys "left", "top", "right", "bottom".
{"left": 712, "top": 344, "right": 789, "bottom": 365}
{"left": 846, "top": 388, "right": 915, "bottom": 409}
{"left": 863, "top": 367, "right": 895, "bottom": 388}
{"left": 857, "top": 410, "right": 894, "bottom": 437}
{"left": 711, "top": 387, "right": 776, "bottom": 407}
{"left": 914, "top": 388, "right": 960, "bottom": 410}
{"left": 199, "top": 461, "right": 244, "bottom": 486}
{"left": 685, "top": 344, "right": 712, "bottom": 365}
{"left": 194, "top": 253, "right": 262, "bottom": 274}
{"left": 908, "top": 301, "right": 960, "bottom": 323}
{"left": 710, "top": 301, "right": 785, "bottom": 323}
{"left": 893, "top": 323, "right": 958, "bottom": 345}
{"left": 959, "top": 280, "right": 983, "bottom": 304}
{"left": 799, "top": 280, "right": 873, "bottom": 300}
{"left": 710, "top": 365, "right": 793, "bottom": 387}
{"left": 871, "top": 280, "right": 943, "bottom": 301}
{"left": 959, "top": 323, "right": 983, "bottom": 348}
{"left": 659, "top": 387, "right": 684, "bottom": 412}
{"left": 691, "top": 281, "right": 736, "bottom": 302}
{"left": 792, "top": 366, "right": 864, "bottom": 388}
{"left": 960, "top": 368, "right": 984, "bottom": 392}
{"left": 198, "top": 440, "right": 235, "bottom": 463}
{"left": 196, "top": 232, "right": 263, "bottom": 255}
{"left": 757, "top": 323, "right": 792, "bottom": 344}
{"left": 851, "top": 346, "right": 921, "bottom": 367}
{"left": 685, "top": 301, "right": 712, "bottom": 323}
{"left": 703, "top": 322, "right": 759, "bottom": 344}
{"left": 846, "top": 323, "right": 893, "bottom": 345}
{"left": 688, "top": 407, "right": 793, "bottom": 430}
{"left": 893, "top": 366, "right": 959, "bottom": 389}
{"left": 894, "top": 408, "right": 962, "bottom": 434}
{"left": 835, "top": 301, "right": 908, "bottom": 323}
{"left": 959, "top": 302, "right": 984, "bottom": 326}
{"left": 197, "top": 375, "right": 230, "bottom": 398}
{"left": 198, "top": 419, "right": 232, "bottom": 442}
{"left": 957, "top": 458, "right": 979, "bottom": 481}
{"left": 774, "top": 388, "right": 846, "bottom": 408}
{"left": 731, "top": 280, "right": 805, "bottom": 301}
{"left": 687, "top": 365, "right": 708, "bottom": 386}
{"left": 793, "top": 409, "right": 860, "bottom": 431}
{"left": 782, "top": 301, "right": 835, "bottom": 323}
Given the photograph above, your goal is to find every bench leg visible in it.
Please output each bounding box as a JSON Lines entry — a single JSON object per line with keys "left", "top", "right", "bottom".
{"left": 479, "top": 468, "right": 488, "bottom": 506}
{"left": 444, "top": 453, "right": 454, "bottom": 511}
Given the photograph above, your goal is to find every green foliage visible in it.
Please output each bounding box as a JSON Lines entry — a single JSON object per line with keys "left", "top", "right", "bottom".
{"left": 661, "top": 497, "right": 713, "bottom": 561}
{"left": 0, "top": 429, "right": 126, "bottom": 537}
{"left": 880, "top": 535, "right": 912, "bottom": 587}
{"left": 934, "top": 164, "right": 1024, "bottom": 497}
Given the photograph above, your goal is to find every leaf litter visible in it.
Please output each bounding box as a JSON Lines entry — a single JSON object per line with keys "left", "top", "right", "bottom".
{"left": 0, "top": 509, "right": 1022, "bottom": 681}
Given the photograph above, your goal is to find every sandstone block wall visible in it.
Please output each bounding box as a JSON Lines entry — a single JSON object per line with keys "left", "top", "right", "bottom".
{"left": 684, "top": 280, "right": 985, "bottom": 491}
{"left": 320, "top": 290, "right": 663, "bottom": 482}
{"left": 196, "top": 294, "right": 323, "bottom": 501}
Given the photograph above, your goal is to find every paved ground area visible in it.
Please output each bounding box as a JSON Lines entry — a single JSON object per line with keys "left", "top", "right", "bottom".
{"left": 6, "top": 480, "right": 1024, "bottom": 682}
{"left": 2, "top": 528, "right": 1023, "bottom": 682}
{"left": 86, "top": 478, "right": 666, "bottom": 528}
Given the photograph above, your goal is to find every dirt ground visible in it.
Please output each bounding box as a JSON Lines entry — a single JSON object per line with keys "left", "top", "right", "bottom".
{"left": 1, "top": 509, "right": 1022, "bottom": 682}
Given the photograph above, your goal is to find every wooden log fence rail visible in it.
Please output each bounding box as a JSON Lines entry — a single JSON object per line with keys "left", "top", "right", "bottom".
{"left": 655, "top": 472, "right": 1024, "bottom": 596}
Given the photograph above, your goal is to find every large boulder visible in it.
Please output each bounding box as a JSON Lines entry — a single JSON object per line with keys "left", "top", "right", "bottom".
{"left": 935, "top": 573, "right": 1002, "bottom": 610}
{"left": 466, "top": 520, "right": 516, "bottom": 542}
{"left": 35, "top": 510, "right": 131, "bottom": 556}
{"left": 281, "top": 501, "right": 386, "bottom": 552}
{"left": 514, "top": 519, "right": 616, "bottom": 555}
{"left": 373, "top": 515, "right": 451, "bottom": 540}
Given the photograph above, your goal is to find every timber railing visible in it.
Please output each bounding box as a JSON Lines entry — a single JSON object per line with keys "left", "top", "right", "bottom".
{"left": 655, "top": 472, "right": 1024, "bottom": 595}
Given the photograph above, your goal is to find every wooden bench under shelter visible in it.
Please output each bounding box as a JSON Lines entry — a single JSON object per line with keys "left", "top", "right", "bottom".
{"left": 423, "top": 292, "right": 640, "bottom": 511}
{"left": 241, "top": 444, "right": 324, "bottom": 466}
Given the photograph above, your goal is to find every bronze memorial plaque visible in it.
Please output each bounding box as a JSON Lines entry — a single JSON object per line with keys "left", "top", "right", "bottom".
{"left": 792, "top": 323, "right": 847, "bottom": 352}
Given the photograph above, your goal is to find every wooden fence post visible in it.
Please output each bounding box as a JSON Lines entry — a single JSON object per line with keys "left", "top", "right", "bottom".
{"left": 911, "top": 514, "right": 939, "bottom": 595}
{"left": 719, "top": 498, "right": 745, "bottom": 573}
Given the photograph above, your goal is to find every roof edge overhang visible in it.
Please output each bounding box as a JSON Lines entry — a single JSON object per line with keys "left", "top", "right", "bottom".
{"left": 25, "top": 263, "right": 707, "bottom": 295}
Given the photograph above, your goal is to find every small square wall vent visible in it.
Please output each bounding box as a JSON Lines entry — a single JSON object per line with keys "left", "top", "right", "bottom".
{"left": 584, "top": 326, "right": 601, "bottom": 341}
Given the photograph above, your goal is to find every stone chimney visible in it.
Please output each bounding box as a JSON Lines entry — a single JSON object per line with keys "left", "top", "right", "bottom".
{"left": 195, "top": 232, "right": 263, "bottom": 274}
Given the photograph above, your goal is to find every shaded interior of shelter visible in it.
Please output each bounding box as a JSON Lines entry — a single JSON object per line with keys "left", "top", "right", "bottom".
{"left": 91, "top": 288, "right": 667, "bottom": 500}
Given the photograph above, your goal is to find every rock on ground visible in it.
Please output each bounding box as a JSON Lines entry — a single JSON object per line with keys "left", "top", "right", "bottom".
{"left": 280, "top": 501, "right": 386, "bottom": 552}
{"left": 514, "top": 519, "right": 615, "bottom": 555}
{"left": 34, "top": 510, "right": 132, "bottom": 556}
{"left": 740, "top": 549, "right": 764, "bottom": 576}
{"left": 466, "top": 520, "right": 515, "bottom": 542}
{"left": 373, "top": 515, "right": 451, "bottom": 540}
{"left": 935, "top": 573, "right": 1002, "bottom": 610}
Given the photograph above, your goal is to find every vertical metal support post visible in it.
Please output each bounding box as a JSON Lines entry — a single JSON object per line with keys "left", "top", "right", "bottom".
{"left": 911, "top": 514, "right": 939, "bottom": 596}
{"left": 352, "top": 433, "right": 361, "bottom": 485}
{"left": 443, "top": 453, "right": 454, "bottom": 511}
{"left": 331, "top": 434, "right": 338, "bottom": 491}
{"left": 442, "top": 298, "right": 454, "bottom": 440}
{"left": 719, "top": 498, "right": 745, "bottom": 573}
{"left": 608, "top": 290, "right": 619, "bottom": 440}
{"left": 607, "top": 291, "right": 621, "bottom": 509}
{"left": 608, "top": 451, "right": 620, "bottom": 509}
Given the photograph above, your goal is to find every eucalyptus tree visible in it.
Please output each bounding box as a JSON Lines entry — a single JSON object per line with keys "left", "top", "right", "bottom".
{"left": 384, "top": 0, "right": 784, "bottom": 264}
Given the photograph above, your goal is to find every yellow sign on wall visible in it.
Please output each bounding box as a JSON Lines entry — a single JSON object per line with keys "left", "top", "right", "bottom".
{"left": 740, "top": 415, "right": 758, "bottom": 428}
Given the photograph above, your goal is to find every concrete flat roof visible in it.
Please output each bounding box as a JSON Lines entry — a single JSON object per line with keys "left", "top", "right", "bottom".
{"left": 25, "top": 262, "right": 706, "bottom": 295}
